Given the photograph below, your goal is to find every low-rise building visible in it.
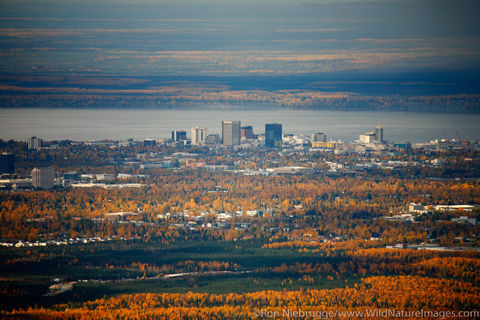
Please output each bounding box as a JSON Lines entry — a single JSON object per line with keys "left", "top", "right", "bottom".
{"left": 451, "top": 216, "right": 476, "bottom": 225}
{"left": 312, "top": 141, "right": 337, "bottom": 149}
{"left": 435, "top": 204, "right": 476, "bottom": 212}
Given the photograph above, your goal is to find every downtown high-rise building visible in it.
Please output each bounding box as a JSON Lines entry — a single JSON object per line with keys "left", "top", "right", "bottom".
{"left": 28, "top": 136, "right": 42, "bottom": 150}
{"left": 311, "top": 132, "right": 326, "bottom": 142}
{"left": 32, "top": 167, "right": 55, "bottom": 189}
{"left": 191, "top": 127, "right": 207, "bottom": 145}
{"left": 0, "top": 153, "right": 14, "bottom": 174}
{"left": 171, "top": 130, "right": 187, "bottom": 142}
{"left": 360, "top": 126, "right": 384, "bottom": 144}
{"left": 240, "top": 126, "right": 254, "bottom": 139}
{"left": 205, "top": 133, "right": 220, "bottom": 145}
{"left": 222, "top": 121, "right": 241, "bottom": 146}
{"left": 265, "top": 123, "right": 282, "bottom": 147}
{"left": 375, "top": 126, "right": 384, "bottom": 143}
{"left": 143, "top": 139, "right": 157, "bottom": 147}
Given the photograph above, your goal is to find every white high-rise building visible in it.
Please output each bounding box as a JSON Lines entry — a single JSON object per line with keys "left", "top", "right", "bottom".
{"left": 359, "top": 132, "right": 376, "bottom": 144}
{"left": 28, "top": 136, "right": 42, "bottom": 150}
{"left": 359, "top": 126, "right": 384, "bottom": 144}
{"left": 191, "top": 127, "right": 207, "bottom": 145}
{"left": 32, "top": 167, "right": 55, "bottom": 189}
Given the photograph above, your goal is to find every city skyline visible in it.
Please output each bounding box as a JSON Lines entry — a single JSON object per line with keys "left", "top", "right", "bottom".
{"left": 0, "top": 0, "right": 479, "bottom": 316}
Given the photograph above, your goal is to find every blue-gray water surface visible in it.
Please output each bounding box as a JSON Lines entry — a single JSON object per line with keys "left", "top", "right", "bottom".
{"left": 0, "top": 108, "right": 479, "bottom": 143}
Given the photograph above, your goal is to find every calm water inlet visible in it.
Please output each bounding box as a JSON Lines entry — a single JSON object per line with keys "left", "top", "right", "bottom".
{"left": 0, "top": 108, "right": 479, "bottom": 143}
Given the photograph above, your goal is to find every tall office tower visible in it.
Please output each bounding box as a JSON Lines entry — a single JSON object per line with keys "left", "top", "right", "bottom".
{"left": 0, "top": 153, "right": 14, "bottom": 173}
{"left": 240, "top": 126, "right": 254, "bottom": 139}
{"left": 191, "top": 127, "right": 207, "bottom": 145}
{"left": 171, "top": 130, "right": 187, "bottom": 142}
{"left": 32, "top": 167, "right": 55, "bottom": 189}
{"left": 265, "top": 123, "right": 282, "bottom": 147}
{"left": 222, "top": 121, "right": 241, "bottom": 146}
{"left": 311, "top": 132, "right": 326, "bottom": 142}
{"left": 28, "top": 136, "right": 42, "bottom": 150}
{"left": 375, "top": 126, "right": 384, "bottom": 143}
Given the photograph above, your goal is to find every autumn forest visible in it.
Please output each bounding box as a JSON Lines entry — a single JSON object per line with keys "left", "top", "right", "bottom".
{"left": 0, "top": 139, "right": 479, "bottom": 319}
